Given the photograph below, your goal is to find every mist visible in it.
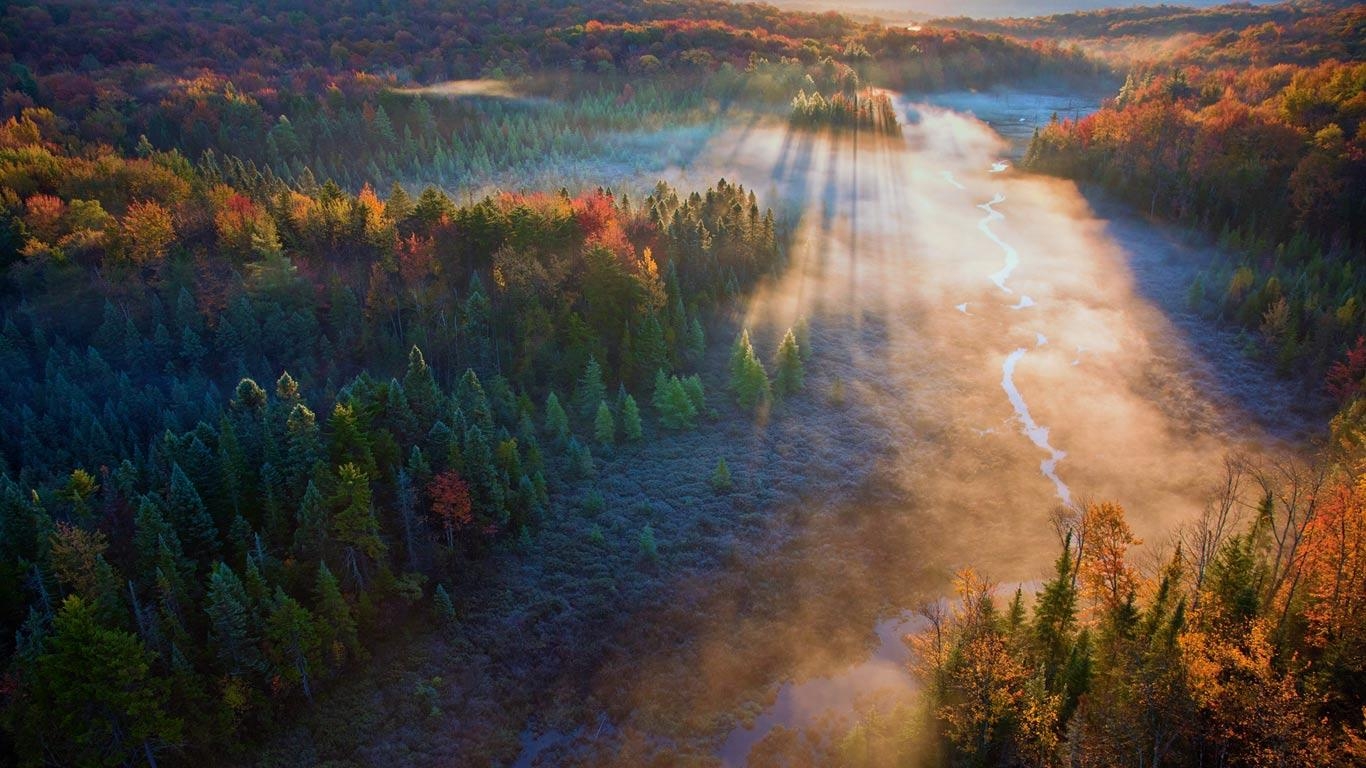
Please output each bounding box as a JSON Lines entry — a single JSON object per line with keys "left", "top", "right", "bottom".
{"left": 515, "top": 92, "right": 1315, "bottom": 765}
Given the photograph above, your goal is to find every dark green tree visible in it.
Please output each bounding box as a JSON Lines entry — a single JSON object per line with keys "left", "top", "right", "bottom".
{"left": 13, "top": 596, "right": 182, "bottom": 768}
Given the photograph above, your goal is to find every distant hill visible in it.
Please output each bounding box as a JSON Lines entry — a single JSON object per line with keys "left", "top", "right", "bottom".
{"left": 762, "top": 0, "right": 1280, "bottom": 22}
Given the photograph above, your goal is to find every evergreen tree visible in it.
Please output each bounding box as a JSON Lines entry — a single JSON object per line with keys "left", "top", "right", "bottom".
{"left": 1034, "top": 534, "right": 1079, "bottom": 691}
{"left": 204, "top": 562, "right": 261, "bottom": 676}
{"left": 621, "top": 394, "right": 643, "bottom": 441}
{"left": 433, "top": 583, "right": 455, "bottom": 625}
{"left": 133, "top": 497, "right": 185, "bottom": 582}
{"left": 329, "top": 463, "right": 387, "bottom": 585}
{"left": 685, "top": 316, "right": 706, "bottom": 363}
{"left": 166, "top": 464, "right": 217, "bottom": 567}
{"left": 594, "top": 400, "right": 615, "bottom": 446}
{"left": 327, "top": 403, "right": 377, "bottom": 479}
{"left": 403, "top": 345, "right": 442, "bottom": 430}
{"left": 455, "top": 368, "right": 492, "bottom": 432}
{"left": 730, "top": 331, "right": 771, "bottom": 412}
{"left": 291, "top": 480, "right": 326, "bottom": 564}
{"left": 544, "top": 391, "right": 570, "bottom": 444}
{"left": 386, "top": 182, "right": 414, "bottom": 225}
{"left": 638, "top": 524, "right": 658, "bottom": 562}
{"left": 264, "top": 589, "right": 321, "bottom": 702}
{"left": 574, "top": 356, "right": 606, "bottom": 423}
{"left": 774, "top": 327, "right": 805, "bottom": 397}
{"left": 711, "top": 457, "right": 733, "bottom": 491}
{"left": 658, "top": 375, "right": 697, "bottom": 430}
{"left": 681, "top": 374, "right": 706, "bottom": 415}
{"left": 14, "top": 596, "right": 182, "bottom": 768}
{"left": 314, "top": 562, "right": 358, "bottom": 665}
{"left": 632, "top": 313, "right": 668, "bottom": 386}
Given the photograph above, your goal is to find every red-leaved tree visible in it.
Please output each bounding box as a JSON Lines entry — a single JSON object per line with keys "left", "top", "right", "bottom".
{"left": 429, "top": 471, "right": 472, "bottom": 550}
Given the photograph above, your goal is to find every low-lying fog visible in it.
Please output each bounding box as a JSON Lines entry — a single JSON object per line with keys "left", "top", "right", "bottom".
{"left": 477, "top": 91, "right": 1319, "bottom": 767}
{"left": 575, "top": 93, "right": 1311, "bottom": 764}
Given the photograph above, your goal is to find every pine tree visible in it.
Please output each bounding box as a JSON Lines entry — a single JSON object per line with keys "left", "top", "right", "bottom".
{"left": 1034, "top": 533, "right": 1079, "bottom": 691}
{"left": 682, "top": 374, "right": 706, "bottom": 415}
{"left": 14, "top": 596, "right": 182, "bottom": 767}
{"left": 329, "top": 463, "right": 387, "bottom": 585}
{"left": 133, "top": 497, "right": 185, "bottom": 581}
{"left": 386, "top": 182, "right": 414, "bottom": 225}
{"left": 730, "top": 331, "right": 771, "bottom": 412}
{"left": 264, "top": 588, "right": 321, "bottom": 701}
{"left": 794, "top": 317, "right": 812, "bottom": 362}
{"left": 621, "top": 394, "right": 643, "bottom": 441}
{"left": 658, "top": 376, "right": 697, "bottom": 430}
{"left": 651, "top": 368, "right": 671, "bottom": 414}
{"left": 455, "top": 368, "right": 492, "bottom": 432}
{"left": 314, "top": 562, "right": 358, "bottom": 665}
{"left": 403, "top": 345, "right": 443, "bottom": 430}
{"left": 632, "top": 313, "right": 668, "bottom": 386}
{"left": 205, "top": 562, "right": 261, "bottom": 676}
{"left": 711, "top": 457, "right": 733, "bottom": 491}
{"left": 774, "top": 327, "right": 805, "bottom": 398}
{"left": 291, "top": 480, "right": 326, "bottom": 564}
{"left": 167, "top": 464, "right": 217, "bottom": 567}
{"left": 574, "top": 356, "right": 606, "bottom": 423}
{"left": 594, "top": 400, "right": 615, "bottom": 446}
{"left": 544, "top": 391, "right": 570, "bottom": 444}
{"left": 685, "top": 316, "right": 706, "bottom": 363}
{"left": 638, "top": 524, "right": 658, "bottom": 562}
{"left": 282, "top": 403, "right": 321, "bottom": 509}
{"left": 433, "top": 583, "right": 456, "bottom": 625}
{"left": 327, "top": 403, "right": 377, "bottom": 478}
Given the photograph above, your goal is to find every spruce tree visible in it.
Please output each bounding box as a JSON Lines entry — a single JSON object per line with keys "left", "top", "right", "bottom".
{"left": 314, "top": 562, "right": 358, "bottom": 664}
{"left": 544, "top": 391, "right": 570, "bottom": 444}
{"left": 14, "top": 596, "right": 182, "bottom": 767}
{"left": 167, "top": 464, "right": 217, "bottom": 567}
{"left": 403, "top": 345, "right": 443, "bottom": 430}
{"left": 593, "top": 400, "right": 615, "bottom": 446}
{"left": 658, "top": 376, "right": 697, "bottom": 430}
{"left": 264, "top": 589, "right": 322, "bottom": 701}
{"left": 1034, "top": 534, "right": 1079, "bottom": 691}
{"left": 711, "top": 457, "right": 732, "bottom": 491}
{"left": 621, "top": 394, "right": 643, "bottom": 441}
{"left": 205, "top": 562, "right": 260, "bottom": 675}
{"left": 329, "top": 463, "right": 387, "bottom": 583}
{"left": 433, "top": 584, "right": 456, "bottom": 625}
{"left": 574, "top": 356, "right": 606, "bottom": 423}
{"left": 774, "top": 327, "right": 805, "bottom": 398}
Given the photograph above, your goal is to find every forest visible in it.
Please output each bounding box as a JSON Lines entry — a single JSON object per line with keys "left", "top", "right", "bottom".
{"left": 2, "top": 0, "right": 1365, "bottom": 766}
{"left": 1022, "top": 3, "right": 1365, "bottom": 379}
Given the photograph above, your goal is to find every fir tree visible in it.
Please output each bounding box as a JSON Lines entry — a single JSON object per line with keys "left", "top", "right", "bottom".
{"left": 167, "top": 464, "right": 217, "bottom": 567}
{"left": 711, "top": 457, "right": 732, "bottom": 491}
{"left": 574, "top": 356, "right": 606, "bottom": 423}
{"left": 205, "top": 562, "right": 261, "bottom": 676}
{"left": 594, "top": 400, "right": 615, "bottom": 446}
{"left": 544, "top": 391, "right": 570, "bottom": 444}
{"left": 403, "top": 345, "right": 443, "bottom": 430}
{"left": 433, "top": 583, "right": 456, "bottom": 625}
{"left": 638, "top": 524, "right": 658, "bottom": 562}
{"left": 264, "top": 589, "right": 321, "bottom": 702}
{"left": 774, "top": 327, "right": 805, "bottom": 398}
{"left": 621, "top": 394, "right": 643, "bottom": 441}
{"left": 13, "top": 596, "right": 182, "bottom": 767}
{"left": 314, "top": 562, "right": 358, "bottom": 664}
{"left": 1034, "top": 534, "right": 1079, "bottom": 691}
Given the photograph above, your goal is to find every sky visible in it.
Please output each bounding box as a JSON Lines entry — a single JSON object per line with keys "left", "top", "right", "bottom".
{"left": 764, "top": 0, "right": 1270, "bottom": 21}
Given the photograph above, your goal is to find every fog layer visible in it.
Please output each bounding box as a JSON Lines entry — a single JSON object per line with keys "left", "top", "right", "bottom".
{"left": 566, "top": 94, "right": 1314, "bottom": 763}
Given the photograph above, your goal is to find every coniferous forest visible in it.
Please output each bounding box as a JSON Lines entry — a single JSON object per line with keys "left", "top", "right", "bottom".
{"left": 1, "top": 0, "right": 1365, "bottom": 766}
